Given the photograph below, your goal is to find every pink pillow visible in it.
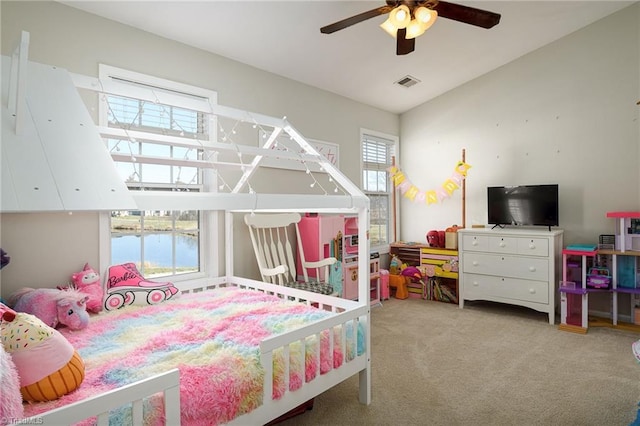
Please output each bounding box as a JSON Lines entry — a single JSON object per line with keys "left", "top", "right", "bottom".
{"left": 104, "top": 263, "right": 180, "bottom": 310}
{"left": 1, "top": 308, "right": 85, "bottom": 402}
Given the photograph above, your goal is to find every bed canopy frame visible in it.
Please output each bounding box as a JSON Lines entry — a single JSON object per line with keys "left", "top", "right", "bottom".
{"left": 2, "top": 31, "right": 372, "bottom": 423}
{"left": 2, "top": 32, "right": 367, "bottom": 214}
{"left": 1, "top": 30, "right": 371, "bottom": 290}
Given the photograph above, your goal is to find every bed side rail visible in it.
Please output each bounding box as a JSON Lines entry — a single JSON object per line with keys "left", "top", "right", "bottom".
{"left": 230, "top": 276, "right": 364, "bottom": 311}
{"left": 19, "top": 369, "right": 180, "bottom": 426}
{"left": 229, "top": 301, "right": 369, "bottom": 425}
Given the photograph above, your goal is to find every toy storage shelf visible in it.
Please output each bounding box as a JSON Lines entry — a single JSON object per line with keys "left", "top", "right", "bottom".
{"left": 389, "top": 242, "right": 459, "bottom": 303}
{"left": 389, "top": 242, "right": 423, "bottom": 266}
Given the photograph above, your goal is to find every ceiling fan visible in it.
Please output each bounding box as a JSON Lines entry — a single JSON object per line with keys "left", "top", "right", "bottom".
{"left": 320, "top": 0, "right": 501, "bottom": 55}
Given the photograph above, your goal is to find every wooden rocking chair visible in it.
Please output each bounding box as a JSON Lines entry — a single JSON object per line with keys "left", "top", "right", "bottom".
{"left": 244, "top": 213, "right": 338, "bottom": 296}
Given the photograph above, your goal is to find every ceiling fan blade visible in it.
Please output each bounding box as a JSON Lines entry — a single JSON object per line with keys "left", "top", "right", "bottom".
{"left": 396, "top": 28, "right": 415, "bottom": 56}
{"left": 434, "top": 1, "right": 501, "bottom": 29}
{"left": 320, "top": 6, "right": 392, "bottom": 34}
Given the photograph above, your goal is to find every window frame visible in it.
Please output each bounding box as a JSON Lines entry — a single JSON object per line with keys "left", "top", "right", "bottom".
{"left": 97, "top": 65, "right": 218, "bottom": 283}
{"left": 360, "top": 128, "right": 399, "bottom": 254}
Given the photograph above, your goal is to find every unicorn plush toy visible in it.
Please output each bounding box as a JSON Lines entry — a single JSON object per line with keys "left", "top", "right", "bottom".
{"left": 7, "top": 287, "right": 90, "bottom": 330}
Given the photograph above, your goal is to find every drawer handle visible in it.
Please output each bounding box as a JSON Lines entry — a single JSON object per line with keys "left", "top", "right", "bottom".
{"left": 499, "top": 242, "right": 506, "bottom": 247}
{"left": 473, "top": 281, "right": 479, "bottom": 287}
{"left": 472, "top": 261, "right": 479, "bottom": 266}
{"left": 529, "top": 288, "right": 536, "bottom": 294}
{"left": 529, "top": 243, "right": 535, "bottom": 249}
{"left": 529, "top": 266, "right": 536, "bottom": 272}
{"left": 472, "top": 240, "right": 478, "bottom": 246}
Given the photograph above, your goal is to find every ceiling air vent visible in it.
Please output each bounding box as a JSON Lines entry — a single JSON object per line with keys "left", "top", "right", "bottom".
{"left": 395, "top": 75, "right": 421, "bottom": 88}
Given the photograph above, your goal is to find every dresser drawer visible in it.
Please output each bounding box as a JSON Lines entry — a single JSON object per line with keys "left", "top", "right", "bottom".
{"left": 486, "top": 236, "right": 549, "bottom": 257}
{"left": 516, "top": 237, "right": 549, "bottom": 257}
{"left": 464, "top": 234, "right": 549, "bottom": 257}
{"left": 462, "top": 253, "right": 549, "bottom": 281}
{"left": 461, "top": 234, "right": 488, "bottom": 252}
{"left": 488, "top": 236, "right": 519, "bottom": 254}
{"left": 462, "top": 273, "right": 549, "bottom": 304}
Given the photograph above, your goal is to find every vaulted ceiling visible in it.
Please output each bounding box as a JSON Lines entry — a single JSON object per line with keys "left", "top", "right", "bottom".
{"left": 61, "top": 1, "right": 636, "bottom": 114}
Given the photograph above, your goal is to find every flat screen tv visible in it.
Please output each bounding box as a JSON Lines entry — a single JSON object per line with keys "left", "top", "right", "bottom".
{"left": 487, "top": 184, "right": 559, "bottom": 229}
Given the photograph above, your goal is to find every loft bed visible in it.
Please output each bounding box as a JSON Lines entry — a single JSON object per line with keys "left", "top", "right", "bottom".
{"left": 2, "top": 32, "right": 372, "bottom": 425}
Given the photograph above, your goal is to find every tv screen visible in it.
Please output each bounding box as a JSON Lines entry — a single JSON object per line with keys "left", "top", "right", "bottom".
{"left": 487, "top": 184, "right": 559, "bottom": 227}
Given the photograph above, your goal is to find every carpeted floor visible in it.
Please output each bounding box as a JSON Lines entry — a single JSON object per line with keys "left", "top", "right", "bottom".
{"left": 278, "top": 297, "right": 640, "bottom": 426}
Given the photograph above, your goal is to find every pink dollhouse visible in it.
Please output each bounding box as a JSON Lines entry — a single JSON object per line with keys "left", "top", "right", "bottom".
{"left": 559, "top": 211, "right": 640, "bottom": 333}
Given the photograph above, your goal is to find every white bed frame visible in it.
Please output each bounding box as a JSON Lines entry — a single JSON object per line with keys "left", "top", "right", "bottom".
{"left": 20, "top": 369, "right": 181, "bottom": 425}
{"left": 20, "top": 279, "right": 369, "bottom": 425}
{"left": 4, "top": 31, "right": 372, "bottom": 425}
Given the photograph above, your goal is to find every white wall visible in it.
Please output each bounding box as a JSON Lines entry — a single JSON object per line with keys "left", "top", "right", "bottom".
{"left": 399, "top": 4, "right": 640, "bottom": 318}
{"left": 399, "top": 4, "right": 640, "bottom": 246}
{"left": 0, "top": 1, "right": 399, "bottom": 297}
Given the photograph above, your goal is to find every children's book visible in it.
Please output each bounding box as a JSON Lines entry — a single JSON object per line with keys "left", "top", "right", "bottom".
{"left": 566, "top": 244, "right": 597, "bottom": 251}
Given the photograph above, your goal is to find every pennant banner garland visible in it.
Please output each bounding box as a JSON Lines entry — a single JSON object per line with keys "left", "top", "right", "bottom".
{"left": 388, "top": 161, "right": 471, "bottom": 205}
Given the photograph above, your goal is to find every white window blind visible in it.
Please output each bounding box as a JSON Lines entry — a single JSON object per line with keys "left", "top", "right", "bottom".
{"left": 363, "top": 134, "right": 393, "bottom": 192}
{"left": 362, "top": 132, "right": 396, "bottom": 247}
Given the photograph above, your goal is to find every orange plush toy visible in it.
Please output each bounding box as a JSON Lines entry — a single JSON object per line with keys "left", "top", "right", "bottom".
{"left": 0, "top": 307, "right": 85, "bottom": 402}
{"left": 388, "top": 274, "right": 409, "bottom": 299}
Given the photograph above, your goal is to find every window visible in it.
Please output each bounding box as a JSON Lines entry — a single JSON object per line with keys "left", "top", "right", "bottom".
{"left": 99, "top": 65, "right": 217, "bottom": 279}
{"left": 361, "top": 130, "right": 398, "bottom": 249}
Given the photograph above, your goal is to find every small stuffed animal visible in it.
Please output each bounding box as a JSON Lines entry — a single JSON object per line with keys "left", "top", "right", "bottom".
{"left": 426, "top": 230, "right": 445, "bottom": 248}
{"left": 0, "top": 305, "right": 85, "bottom": 402}
{"left": 7, "top": 287, "right": 90, "bottom": 330}
{"left": 401, "top": 266, "right": 424, "bottom": 283}
{"left": 389, "top": 254, "right": 401, "bottom": 275}
{"left": 68, "top": 263, "right": 104, "bottom": 313}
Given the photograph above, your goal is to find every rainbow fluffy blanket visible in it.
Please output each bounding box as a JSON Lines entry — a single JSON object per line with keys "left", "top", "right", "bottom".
{"left": 23, "top": 287, "right": 363, "bottom": 425}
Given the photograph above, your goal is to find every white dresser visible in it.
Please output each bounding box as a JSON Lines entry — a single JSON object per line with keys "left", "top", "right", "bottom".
{"left": 458, "top": 228, "right": 564, "bottom": 324}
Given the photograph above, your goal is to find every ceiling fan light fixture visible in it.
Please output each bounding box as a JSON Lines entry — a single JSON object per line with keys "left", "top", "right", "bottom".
{"left": 414, "top": 7, "right": 432, "bottom": 24}
{"left": 415, "top": 7, "right": 438, "bottom": 30}
{"left": 389, "top": 5, "right": 410, "bottom": 29}
{"left": 405, "top": 19, "right": 426, "bottom": 39}
{"left": 380, "top": 18, "right": 397, "bottom": 38}
{"left": 320, "top": 1, "right": 500, "bottom": 56}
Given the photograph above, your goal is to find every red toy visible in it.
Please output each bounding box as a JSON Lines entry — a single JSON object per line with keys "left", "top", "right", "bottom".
{"left": 426, "top": 230, "right": 445, "bottom": 248}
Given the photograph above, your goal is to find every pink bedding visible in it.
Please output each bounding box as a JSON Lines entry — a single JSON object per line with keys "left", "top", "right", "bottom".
{"left": 23, "top": 287, "right": 358, "bottom": 425}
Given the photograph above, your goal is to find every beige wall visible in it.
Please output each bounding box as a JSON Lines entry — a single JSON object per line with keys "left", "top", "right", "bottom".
{"left": 399, "top": 3, "right": 640, "bottom": 317}
{"left": 0, "top": 1, "right": 399, "bottom": 297}
{"left": 400, "top": 4, "right": 639, "bottom": 242}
